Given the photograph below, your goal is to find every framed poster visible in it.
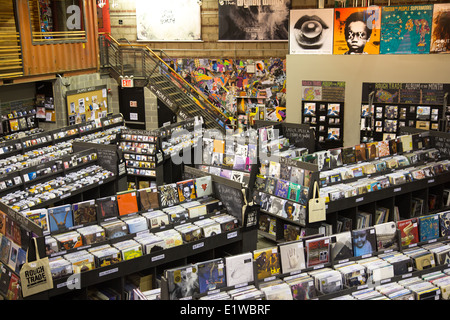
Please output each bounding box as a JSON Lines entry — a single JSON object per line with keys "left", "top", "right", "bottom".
{"left": 136, "top": 0, "right": 201, "bottom": 41}
{"left": 333, "top": 6, "right": 381, "bottom": 55}
{"left": 380, "top": 5, "right": 433, "bottom": 54}
{"left": 289, "top": 8, "right": 334, "bottom": 55}
{"left": 218, "top": 0, "right": 290, "bottom": 41}
{"left": 430, "top": 3, "right": 450, "bottom": 54}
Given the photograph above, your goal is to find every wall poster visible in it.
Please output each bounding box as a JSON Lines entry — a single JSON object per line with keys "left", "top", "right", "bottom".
{"left": 136, "top": 0, "right": 201, "bottom": 41}
{"left": 218, "top": 0, "right": 291, "bottom": 41}
{"left": 289, "top": 8, "right": 334, "bottom": 55}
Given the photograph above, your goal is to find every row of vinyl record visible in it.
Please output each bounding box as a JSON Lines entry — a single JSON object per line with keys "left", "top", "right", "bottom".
{"left": 0, "top": 195, "right": 231, "bottom": 283}
{"left": 320, "top": 158, "right": 450, "bottom": 203}
{"left": 160, "top": 233, "right": 450, "bottom": 300}
{"left": 0, "top": 165, "right": 115, "bottom": 212}
{"left": 46, "top": 212, "right": 238, "bottom": 280}
{"left": 202, "top": 138, "right": 256, "bottom": 171}
{"left": 312, "top": 132, "right": 432, "bottom": 171}
{"left": 319, "top": 147, "right": 440, "bottom": 187}
{"left": 18, "top": 175, "right": 215, "bottom": 237}
{"left": 43, "top": 196, "right": 228, "bottom": 254}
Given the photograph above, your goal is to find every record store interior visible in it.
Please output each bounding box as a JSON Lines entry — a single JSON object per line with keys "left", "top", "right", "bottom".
{"left": 1, "top": 0, "right": 450, "bottom": 301}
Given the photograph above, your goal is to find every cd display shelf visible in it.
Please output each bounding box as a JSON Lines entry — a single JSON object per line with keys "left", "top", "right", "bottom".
{"left": 0, "top": 147, "right": 118, "bottom": 213}
{"left": 119, "top": 128, "right": 165, "bottom": 187}
{"left": 156, "top": 117, "right": 204, "bottom": 185}
{"left": 24, "top": 170, "right": 257, "bottom": 300}
{"left": 0, "top": 113, "right": 124, "bottom": 162}
{"left": 256, "top": 156, "right": 320, "bottom": 242}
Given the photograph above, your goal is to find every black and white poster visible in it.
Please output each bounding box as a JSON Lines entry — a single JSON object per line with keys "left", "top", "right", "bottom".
{"left": 289, "top": 8, "right": 334, "bottom": 54}
{"left": 218, "top": 0, "right": 291, "bottom": 41}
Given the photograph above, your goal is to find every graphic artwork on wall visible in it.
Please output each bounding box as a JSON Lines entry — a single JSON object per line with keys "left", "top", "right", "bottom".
{"left": 289, "top": 8, "right": 334, "bottom": 55}
{"left": 333, "top": 6, "right": 382, "bottom": 55}
{"left": 430, "top": 3, "right": 450, "bottom": 54}
{"left": 218, "top": 0, "right": 291, "bottom": 41}
{"left": 380, "top": 5, "right": 433, "bottom": 54}
{"left": 136, "top": 0, "right": 201, "bottom": 41}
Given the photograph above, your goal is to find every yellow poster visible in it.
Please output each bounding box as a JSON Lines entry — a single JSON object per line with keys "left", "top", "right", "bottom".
{"left": 333, "top": 7, "right": 381, "bottom": 55}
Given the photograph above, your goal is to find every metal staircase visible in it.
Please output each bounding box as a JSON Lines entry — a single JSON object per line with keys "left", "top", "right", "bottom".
{"left": 98, "top": 34, "right": 231, "bottom": 133}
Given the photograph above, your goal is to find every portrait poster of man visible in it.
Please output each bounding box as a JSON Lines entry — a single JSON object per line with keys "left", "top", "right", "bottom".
{"left": 380, "top": 5, "right": 433, "bottom": 54}
{"left": 136, "top": 0, "right": 201, "bottom": 41}
{"left": 333, "top": 7, "right": 381, "bottom": 55}
{"left": 289, "top": 8, "right": 334, "bottom": 55}
{"left": 430, "top": 3, "right": 450, "bottom": 54}
{"left": 218, "top": 0, "right": 291, "bottom": 41}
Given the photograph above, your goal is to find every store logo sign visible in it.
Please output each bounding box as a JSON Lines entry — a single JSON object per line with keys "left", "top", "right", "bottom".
{"left": 67, "top": 5, "right": 81, "bottom": 30}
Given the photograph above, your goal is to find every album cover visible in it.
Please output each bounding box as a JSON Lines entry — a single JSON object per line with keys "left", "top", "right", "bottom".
{"left": 288, "top": 276, "right": 317, "bottom": 300}
{"left": 290, "top": 167, "right": 305, "bottom": 186}
{"left": 397, "top": 218, "right": 419, "bottom": 247}
{"left": 259, "top": 193, "right": 273, "bottom": 213}
{"left": 158, "top": 183, "right": 180, "bottom": 207}
{"left": 22, "top": 209, "right": 50, "bottom": 234}
{"left": 330, "top": 231, "right": 353, "bottom": 262}
{"left": 72, "top": 200, "right": 97, "bottom": 226}
{"left": 233, "top": 155, "right": 247, "bottom": 171}
{"left": 279, "top": 164, "right": 292, "bottom": 181}
{"left": 378, "top": 140, "right": 390, "bottom": 157}
{"left": 287, "top": 183, "right": 302, "bottom": 202}
{"left": 253, "top": 247, "right": 281, "bottom": 280}
{"left": 264, "top": 177, "right": 278, "bottom": 195}
{"left": 176, "top": 179, "right": 196, "bottom": 203}
{"left": 138, "top": 188, "right": 160, "bottom": 211}
{"left": 48, "top": 204, "right": 74, "bottom": 234}
{"left": 269, "top": 197, "right": 286, "bottom": 216}
{"left": 96, "top": 196, "right": 119, "bottom": 221}
{"left": 197, "top": 258, "right": 226, "bottom": 294}
{"left": 365, "top": 143, "right": 380, "bottom": 162}
{"left": 384, "top": 105, "right": 398, "bottom": 119}
{"left": 374, "top": 221, "right": 398, "bottom": 251}
{"left": 329, "top": 148, "right": 343, "bottom": 167}
{"left": 418, "top": 214, "right": 440, "bottom": 242}
{"left": 305, "top": 236, "right": 330, "bottom": 267}
{"left": 254, "top": 175, "right": 267, "bottom": 191}
{"left": 165, "top": 264, "right": 199, "bottom": 300}
{"left": 275, "top": 179, "right": 290, "bottom": 199}
{"left": 341, "top": 147, "right": 356, "bottom": 165}
{"left": 439, "top": 211, "right": 450, "bottom": 237}
{"left": 101, "top": 219, "right": 129, "bottom": 239}
{"left": 194, "top": 176, "right": 213, "bottom": 198}
{"left": 351, "top": 227, "right": 377, "bottom": 257}
{"left": 354, "top": 144, "right": 367, "bottom": 162}
{"left": 116, "top": 191, "right": 139, "bottom": 217}
{"left": 268, "top": 161, "right": 281, "bottom": 178}
{"left": 279, "top": 241, "right": 306, "bottom": 274}
{"left": 225, "top": 252, "right": 254, "bottom": 287}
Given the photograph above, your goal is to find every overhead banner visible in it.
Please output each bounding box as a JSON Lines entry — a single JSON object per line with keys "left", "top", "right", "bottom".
{"left": 136, "top": 0, "right": 201, "bottom": 41}
{"left": 218, "top": 0, "right": 291, "bottom": 41}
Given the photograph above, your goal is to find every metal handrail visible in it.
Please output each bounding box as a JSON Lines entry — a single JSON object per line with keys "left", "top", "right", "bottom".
{"left": 99, "top": 33, "right": 231, "bottom": 122}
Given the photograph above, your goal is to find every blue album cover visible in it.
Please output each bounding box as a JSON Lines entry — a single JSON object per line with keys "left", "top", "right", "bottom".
{"left": 418, "top": 214, "right": 440, "bottom": 242}
{"left": 380, "top": 5, "right": 433, "bottom": 54}
{"left": 275, "top": 179, "right": 290, "bottom": 199}
{"left": 48, "top": 204, "right": 73, "bottom": 233}
{"left": 197, "top": 258, "right": 226, "bottom": 294}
